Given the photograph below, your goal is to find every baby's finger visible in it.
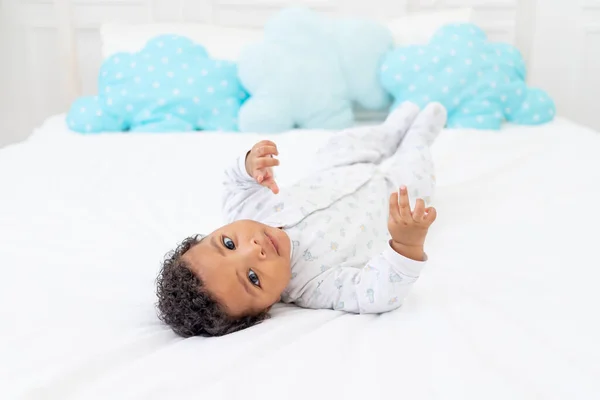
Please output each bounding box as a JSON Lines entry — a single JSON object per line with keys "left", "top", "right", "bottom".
{"left": 255, "top": 145, "right": 279, "bottom": 158}
{"left": 255, "top": 157, "right": 280, "bottom": 169}
{"left": 424, "top": 207, "right": 437, "bottom": 224}
{"left": 398, "top": 186, "right": 412, "bottom": 221}
{"left": 267, "top": 180, "right": 280, "bottom": 195}
{"left": 412, "top": 199, "right": 425, "bottom": 222}
{"left": 388, "top": 192, "right": 401, "bottom": 221}
{"left": 255, "top": 140, "right": 277, "bottom": 149}
{"left": 260, "top": 176, "right": 279, "bottom": 194}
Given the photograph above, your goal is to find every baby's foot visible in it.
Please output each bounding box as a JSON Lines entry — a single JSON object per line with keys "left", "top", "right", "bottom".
{"left": 391, "top": 103, "right": 446, "bottom": 208}
{"left": 383, "top": 101, "right": 421, "bottom": 137}
{"left": 403, "top": 102, "right": 447, "bottom": 147}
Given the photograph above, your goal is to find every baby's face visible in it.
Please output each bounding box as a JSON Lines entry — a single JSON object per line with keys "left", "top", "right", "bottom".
{"left": 183, "top": 220, "right": 292, "bottom": 318}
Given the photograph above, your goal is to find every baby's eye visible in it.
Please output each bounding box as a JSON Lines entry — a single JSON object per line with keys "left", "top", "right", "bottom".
{"left": 248, "top": 269, "right": 260, "bottom": 287}
{"left": 222, "top": 236, "right": 235, "bottom": 250}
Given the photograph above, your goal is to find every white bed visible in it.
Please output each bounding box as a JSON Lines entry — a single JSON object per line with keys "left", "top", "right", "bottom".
{"left": 1, "top": 113, "right": 600, "bottom": 399}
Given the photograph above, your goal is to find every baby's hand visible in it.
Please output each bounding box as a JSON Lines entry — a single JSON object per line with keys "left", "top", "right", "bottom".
{"left": 245, "top": 140, "right": 280, "bottom": 194}
{"left": 387, "top": 186, "right": 437, "bottom": 261}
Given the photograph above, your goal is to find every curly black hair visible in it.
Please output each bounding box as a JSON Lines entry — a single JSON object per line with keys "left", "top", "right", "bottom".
{"left": 155, "top": 235, "right": 269, "bottom": 337}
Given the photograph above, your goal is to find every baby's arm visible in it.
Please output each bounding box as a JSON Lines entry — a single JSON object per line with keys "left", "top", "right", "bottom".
{"left": 296, "top": 242, "right": 426, "bottom": 313}
{"left": 222, "top": 140, "right": 280, "bottom": 223}
{"left": 297, "top": 187, "right": 436, "bottom": 313}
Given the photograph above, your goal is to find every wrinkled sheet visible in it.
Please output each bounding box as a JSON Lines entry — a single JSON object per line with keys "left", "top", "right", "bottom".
{"left": 1, "top": 116, "right": 600, "bottom": 399}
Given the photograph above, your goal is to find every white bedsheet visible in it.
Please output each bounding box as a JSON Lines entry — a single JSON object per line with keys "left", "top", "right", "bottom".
{"left": 1, "top": 116, "right": 600, "bottom": 399}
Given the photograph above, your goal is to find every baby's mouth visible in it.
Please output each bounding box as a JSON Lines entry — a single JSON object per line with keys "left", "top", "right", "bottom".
{"left": 265, "top": 232, "right": 279, "bottom": 256}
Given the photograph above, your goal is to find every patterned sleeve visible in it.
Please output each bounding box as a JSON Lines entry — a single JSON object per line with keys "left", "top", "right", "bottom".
{"left": 221, "top": 152, "right": 274, "bottom": 224}
{"left": 296, "top": 242, "right": 426, "bottom": 313}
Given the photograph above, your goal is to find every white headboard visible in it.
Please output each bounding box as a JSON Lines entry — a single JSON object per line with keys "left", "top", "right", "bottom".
{"left": 12, "top": 0, "right": 536, "bottom": 139}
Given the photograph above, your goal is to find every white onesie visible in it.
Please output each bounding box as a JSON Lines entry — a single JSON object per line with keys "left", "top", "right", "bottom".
{"left": 221, "top": 102, "right": 447, "bottom": 313}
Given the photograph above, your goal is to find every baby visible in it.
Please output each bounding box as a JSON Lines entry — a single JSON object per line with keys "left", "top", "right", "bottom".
{"left": 156, "top": 102, "right": 447, "bottom": 337}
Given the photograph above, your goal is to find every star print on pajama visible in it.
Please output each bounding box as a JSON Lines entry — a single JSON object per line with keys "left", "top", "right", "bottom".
{"left": 221, "top": 102, "right": 446, "bottom": 313}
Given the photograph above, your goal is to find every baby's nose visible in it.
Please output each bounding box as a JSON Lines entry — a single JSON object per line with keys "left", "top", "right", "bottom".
{"left": 252, "top": 239, "right": 267, "bottom": 259}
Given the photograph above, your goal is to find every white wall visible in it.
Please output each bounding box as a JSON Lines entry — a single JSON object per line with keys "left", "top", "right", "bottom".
{"left": 0, "top": 0, "right": 597, "bottom": 148}
{"left": 0, "top": 0, "right": 27, "bottom": 146}
{"left": 528, "top": 0, "right": 600, "bottom": 131}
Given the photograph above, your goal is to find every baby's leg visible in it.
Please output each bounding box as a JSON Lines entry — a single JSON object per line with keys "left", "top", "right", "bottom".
{"left": 384, "top": 102, "right": 447, "bottom": 208}
{"left": 312, "top": 102, "right": 420, "bottom": 171}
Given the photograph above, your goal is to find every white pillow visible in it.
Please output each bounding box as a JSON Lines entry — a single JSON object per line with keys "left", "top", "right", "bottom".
{"left": 100, "top": 23, "right": 263, "bottom": 61}
{"left": 386, "top": 8, "right": 474, "bottom": 46}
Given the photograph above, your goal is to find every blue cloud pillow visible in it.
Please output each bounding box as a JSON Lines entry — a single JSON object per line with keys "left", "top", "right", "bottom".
{"left": 237, "top": 7, "right": 393, "bottom": 133}
{"left": 380, "top": 23, "right": 556, "bottom": 129}
{"left": 67, "top": 35, "right": 247, "bottom": 133}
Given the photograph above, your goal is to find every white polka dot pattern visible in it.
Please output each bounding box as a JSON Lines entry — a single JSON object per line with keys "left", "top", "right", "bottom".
{"left": 66, "top": 35, "right": 248, "bottom": 133}
{"left": 379, "top": 23, "right": 556, "bottom": 129}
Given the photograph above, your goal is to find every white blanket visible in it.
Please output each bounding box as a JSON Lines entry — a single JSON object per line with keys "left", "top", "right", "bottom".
{"left": 1, "top": 117, "right": 599, "bottom": 399}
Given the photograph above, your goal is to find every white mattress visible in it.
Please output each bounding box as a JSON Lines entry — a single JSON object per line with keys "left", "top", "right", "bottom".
{"left": 1, "top": 115, "right": 600, "bottom": 399}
